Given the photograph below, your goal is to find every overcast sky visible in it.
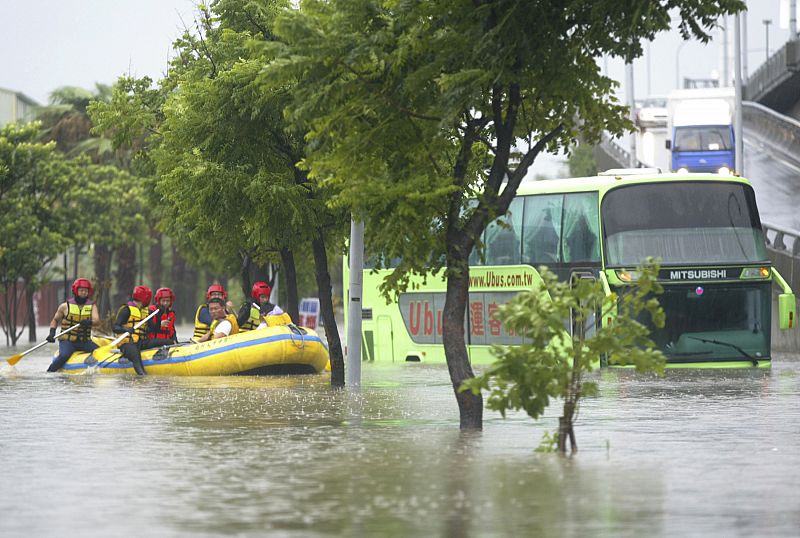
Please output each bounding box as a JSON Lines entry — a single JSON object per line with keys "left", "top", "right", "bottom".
{"left": 1, "top": 1, "right": 795, "bottom": 175}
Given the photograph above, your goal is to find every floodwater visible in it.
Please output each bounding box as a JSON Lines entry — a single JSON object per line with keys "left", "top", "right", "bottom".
{"left": 2, "top": 341, "right": 799, "bottom": 537}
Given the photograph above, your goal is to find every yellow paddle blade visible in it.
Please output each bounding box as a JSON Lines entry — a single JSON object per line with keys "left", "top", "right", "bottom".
{"left": 6, "top": 354, "right": 24, "bottom": 366}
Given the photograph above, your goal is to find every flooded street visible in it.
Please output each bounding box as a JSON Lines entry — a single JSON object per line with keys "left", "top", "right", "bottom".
{"left": 2, "top": 346, "right": 799, "bottom": 537}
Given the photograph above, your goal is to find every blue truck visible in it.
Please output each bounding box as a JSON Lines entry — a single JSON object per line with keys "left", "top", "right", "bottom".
{"left": 665, "top": 88, "right": 735, "bottom": 174}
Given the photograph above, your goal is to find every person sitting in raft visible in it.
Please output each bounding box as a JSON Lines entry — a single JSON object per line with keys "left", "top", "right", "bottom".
{"left": 193, "top": 284, "right": 234, "bottom": 340}
{"left": 251, "top": 282, "right": 293, "bottom": 329}
{"left": 45, "top": 278, "right": 101, "bottom": 372}
{"left": 145, "top": 287, "right": 178, "bottom": 346}
{"left": 197, "top": 298, "right": 239, "bottom": 342}
{"left": 112, "top": 285, "right": 153, "bottom": 375}
{"left": 237, "top": 281, "right": 276, "bottom": 332}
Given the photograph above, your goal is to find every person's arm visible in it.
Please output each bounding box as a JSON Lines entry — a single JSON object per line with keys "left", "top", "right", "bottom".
{"left": 49, "top": 303, "right": 67, "bottom": 329}
{"left": 197, "top": 306, "right": 211, "bottom": 325}
{"left": 47, "top": 303, "right": 68, "bottom": 342}
{"left": 236, "top": 303, "right": 252, "bottom": 327}
{"left": 212, "top": 320, "right": 232, "bottom": 340}
{"left": 112, "top": 306, "right": 131, "bottom": 334}
{"left": 197, "top": 327, "right": 212, "bottom": 342}
{"left": 90, "top": 305, "right": 101, "bottom": 326}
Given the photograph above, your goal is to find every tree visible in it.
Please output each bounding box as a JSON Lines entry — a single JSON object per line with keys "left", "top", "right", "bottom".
{"left": 567, "top": 143, "right": 597, "bottom": 178}
{"left": 72, "top": 165, "right": 149, "bottom": 316}
{"left": 264, "top": 0, "right": 745, "bottom": 426}
{"left": 0, "top": 122, "right": 83, "bottom": 344}
{"left": 462, "top": 261, "right": 666, "bottom": 454}
{"left": 89, "top": 1, "right": 349, "bottom": 384}
{"left": 35, "top": 84, "right": 115, "bottom": 160}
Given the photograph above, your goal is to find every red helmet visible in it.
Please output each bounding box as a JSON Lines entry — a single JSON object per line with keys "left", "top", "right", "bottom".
{"left": 251, "top": 281, "right": 272, "bottom": 302}
{"left": 155, "top": 287, "right": 175, "bottom": 304}
{"left": 132, "top": 285, "right": 152, "bottom": 306}
{"left": 206, "top": 284, "right": 227, "bottom": 300}
{"left": 71, "top": 278, "right": 93, "bottom": 297}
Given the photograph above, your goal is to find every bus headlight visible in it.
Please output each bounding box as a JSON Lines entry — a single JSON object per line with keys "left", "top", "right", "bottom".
{"left": 718, "top": 166, "right": 731, "bottom": 175}
{"left": 677, "top": 167, "right": 689, "bottom": 174}
{"left": 741, "top": 267, "right": 770, "bottom": 279}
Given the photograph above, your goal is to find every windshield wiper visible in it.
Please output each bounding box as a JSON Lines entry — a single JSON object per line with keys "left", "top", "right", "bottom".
{"left": 688, "top": 336, "right": 759, "bottom": 366}
{"left": 669, "top": 351, "right": 713, "bottom": 356}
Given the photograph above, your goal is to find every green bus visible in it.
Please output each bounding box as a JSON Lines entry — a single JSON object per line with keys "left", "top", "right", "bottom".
{"left": 344, "top": 171, "right": 796, "bottom": 367}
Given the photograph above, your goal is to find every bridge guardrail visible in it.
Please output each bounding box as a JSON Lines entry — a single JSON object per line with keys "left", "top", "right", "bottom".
{"left": 599, "top": 133, "right": 633, "bottom": 168}
{"left": 744, "top": 40, "right": 800, "bottom": 101}
{"left": 763, "top": 221, "right": 800, "bottom": 256}
{"left": 763, "top": 221, "right": 800, "bottom": 301}
{"left": 743, "top": 101, "right": 800, "bottom": 163}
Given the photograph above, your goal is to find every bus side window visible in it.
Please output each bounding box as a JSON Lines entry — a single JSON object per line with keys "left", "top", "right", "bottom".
{"left": 486, "top": 227, "right": 519, "bottom": 265}
{"left": 522, "top": 194, "right": 563, "bottom": 265}
{"left": 485, "top": 197, "right": 523, "bottom": 265}
{"left": 562, "top": 193, "right": 600, "bottom": 263}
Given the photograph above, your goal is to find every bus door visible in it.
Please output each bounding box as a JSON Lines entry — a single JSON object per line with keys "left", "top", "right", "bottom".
{"left": 375, "top": 315, "right": 394, "bottom": 362}
{"left": 569, "top": 270, "right": 599, "bottom": 339}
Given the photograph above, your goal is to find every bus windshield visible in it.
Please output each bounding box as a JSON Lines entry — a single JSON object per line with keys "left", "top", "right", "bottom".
{"left": 602, "top": 182, "right": 768, "bottom": 266}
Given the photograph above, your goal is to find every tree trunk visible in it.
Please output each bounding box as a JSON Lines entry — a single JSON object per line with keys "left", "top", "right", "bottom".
{"left": 239, "top": 254, "right": 252, "bottom": 300}
{"left": 254, "top": 262, "right": 273, "bottom": 285}
{"left": 149, "top": 230, "right": 163, "bottom": 288}
{"left": 93, "top": 245, "right": 114, "bottom": 317}
{"left": 311, "top": 231, "right": 344, "bottom": 387}
{"left": 442, "top": 262, "right": 483, "bottom": 430}
{"left": 114, "top": 244, "right": 137, "bottom": 307}
{"left": 279, "top": 247, "right": 299, "bottom": 323}
{"left": 73, "top": 244, "right": 80, "bottom": 282}
{"left": 171, "top": 246, "right": 197, "bottom": 324}
{"left": 0, "top": 280, "right": 23, "bottom": 346}
{"left": 26, "top": 282, "right": 36, "bottom": 343}
{"left": 558, "top": 402, "right": 578, "bottom": 455}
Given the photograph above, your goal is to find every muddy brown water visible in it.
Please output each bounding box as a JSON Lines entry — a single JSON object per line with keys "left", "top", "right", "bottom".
{"left": 1, "top": 344, "right": 799, "bottom": 537}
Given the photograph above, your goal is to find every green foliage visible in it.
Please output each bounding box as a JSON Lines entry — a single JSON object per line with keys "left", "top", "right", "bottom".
{"left": 567, "top": 144, "right": 597, "bottom": 178}
{"left": 263, "top": 0, "right": 744, "bottom": 301}
{"left": 461, "top": 260, "right": 666, "bottom": 452}
{"left": 0, "top": 122, "right": 87, "bottom": 342}
{"left": 89, "top": 1, "right": 347, "bottom": 279}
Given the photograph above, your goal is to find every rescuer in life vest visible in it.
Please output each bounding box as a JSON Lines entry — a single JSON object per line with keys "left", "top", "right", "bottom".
{"left": 236, "top": 281, "right": 285, "bottom": 331}
{"left": 45, "top": 278, "right": 101, "bottom": 372}
{"left": 197, "top": 298, "right": 240, "bottom": 342}
{"left": 145, "top": 287, "right": 178, "bottom": 346}
{"left": 193, "top": 284, "right": 234, "bottom": 340}
{"left": 112, "top": 285, "right": 153, "bottom": 375}
{"left": 246, "top": 281, "right": 293, "bottom": 328}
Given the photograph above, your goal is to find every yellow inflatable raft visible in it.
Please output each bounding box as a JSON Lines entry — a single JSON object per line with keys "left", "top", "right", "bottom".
{"left": 61, "top": 325, "right": 329, "bottom": 376}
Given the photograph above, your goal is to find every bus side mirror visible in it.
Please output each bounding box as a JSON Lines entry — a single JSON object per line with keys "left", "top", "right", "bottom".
{"left": 779, "top": 293, "right": 796, "bottom": 329}
{"left": 665, "top": 140, "right": 672, "bottom": 150}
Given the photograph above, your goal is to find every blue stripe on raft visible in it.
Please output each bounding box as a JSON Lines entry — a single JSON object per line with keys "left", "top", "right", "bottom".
{"left": 63, "top": 333, "right": 324, "bottom": 370}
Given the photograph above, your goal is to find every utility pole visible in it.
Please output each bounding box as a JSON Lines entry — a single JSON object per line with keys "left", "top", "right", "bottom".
{"left": 763, "top": 19, "right": 772, "bottom": 63}
{"left": 647, "top": 41, "right": 652, "bottom": 96}
{"left": 791, "top": 0, "right": 798, "bottom": 41}
{"left": 626, "top": 61, "right": 637, "bottom": 167}
{"left": 346, "top": 219, "right": 364, "bottom": 387}
{"left": 675, "top": 41, "right": 686, "bottom": 89}
{"left": 722, "top": 16, "right": 730, "bottom": 86}
{"left": 735, "top": 13, "right": 744, "bottom": 177}
{"left": 742, "top": 10, "right": 748, "bottom": 82}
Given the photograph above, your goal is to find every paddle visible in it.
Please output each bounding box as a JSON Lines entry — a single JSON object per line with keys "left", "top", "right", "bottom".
{"left": 5, "top": 324, "right": 81, "bottom": 366}
{"left": 90, "top": 309, "right": 160, "bottom": 365}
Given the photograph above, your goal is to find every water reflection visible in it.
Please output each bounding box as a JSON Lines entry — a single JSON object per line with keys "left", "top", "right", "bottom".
{"left": 1, "top": 350, "right": 799, "bottom": 536}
